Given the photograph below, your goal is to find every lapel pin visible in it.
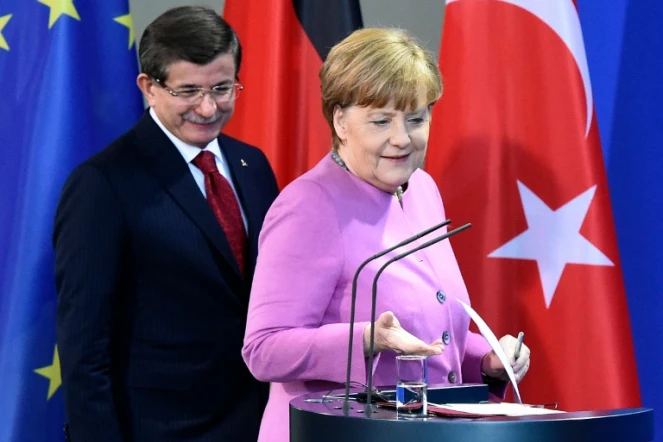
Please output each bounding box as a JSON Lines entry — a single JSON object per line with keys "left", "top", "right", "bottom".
{"left": 241, "top": 159, "right": 248, "bottom": 167}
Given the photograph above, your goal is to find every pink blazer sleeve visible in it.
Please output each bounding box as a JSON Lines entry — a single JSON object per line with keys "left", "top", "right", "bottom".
{"left": 462, "top": 331, "right": 492, "bottom": 383}
{"left": 242, "top": 179, "right": 373, "bottom": 385}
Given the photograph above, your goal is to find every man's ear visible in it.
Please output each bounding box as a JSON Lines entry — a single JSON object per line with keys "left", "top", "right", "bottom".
{"left": 137, "top": 73, "right": 157, "bottom": 107}
{"left": 333, "top": 105, "right": 347, "bottom": 144}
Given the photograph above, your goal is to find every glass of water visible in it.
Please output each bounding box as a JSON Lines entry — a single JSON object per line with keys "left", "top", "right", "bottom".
{"left": 396, "top": 355, "right": 428, "bottom": 418}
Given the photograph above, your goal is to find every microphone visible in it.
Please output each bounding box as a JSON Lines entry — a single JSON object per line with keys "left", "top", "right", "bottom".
{"left": 365, "top": 222, "right": 472, "bottom": 413}
{"left": 343, "top": 219, "right": 451, "bottom": 413}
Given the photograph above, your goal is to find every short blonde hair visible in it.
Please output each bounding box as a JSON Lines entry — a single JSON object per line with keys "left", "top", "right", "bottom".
{"left": 320, "top": 28, "right": 442, "bottom": 148}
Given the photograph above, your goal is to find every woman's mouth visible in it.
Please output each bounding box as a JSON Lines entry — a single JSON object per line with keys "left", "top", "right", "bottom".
{"left": 382, "top": 153, "right": 410, "bottom": 163}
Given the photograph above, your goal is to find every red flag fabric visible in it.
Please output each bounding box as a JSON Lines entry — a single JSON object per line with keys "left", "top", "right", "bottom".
{"left": 222, "top": 0, "right": 362, "bottom": 188}
{"left": 426, "top": 0, "right": 641, "bottom": 410}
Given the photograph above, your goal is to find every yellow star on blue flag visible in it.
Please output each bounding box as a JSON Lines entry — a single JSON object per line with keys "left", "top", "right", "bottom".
{"left": 38, "top": 0, "right": 80, "bottom": 29}
{"left": 34, "top": 346, "right": 62, "bottom": 400}
{"left": 113, "top": 13, "right": 135, "bottom": 49}
{"left": 0, "top": 14, "right": 11, "bottom": 51}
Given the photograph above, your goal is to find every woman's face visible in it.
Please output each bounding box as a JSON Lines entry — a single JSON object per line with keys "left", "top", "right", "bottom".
{"left": 333, "top": 100, "right": 431, "bottom": 193}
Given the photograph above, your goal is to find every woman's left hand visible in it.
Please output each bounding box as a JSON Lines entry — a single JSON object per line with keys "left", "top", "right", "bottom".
{"left": 481, "top": 334, "right": 530, "bottom": 383}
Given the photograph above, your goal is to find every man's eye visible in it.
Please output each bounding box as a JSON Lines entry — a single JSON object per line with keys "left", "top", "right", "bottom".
{"left": 212, "top": 86, "right": 232, "bottom": 95}
{"left": 177, "top": 89, "right": 200, "bottom": 97}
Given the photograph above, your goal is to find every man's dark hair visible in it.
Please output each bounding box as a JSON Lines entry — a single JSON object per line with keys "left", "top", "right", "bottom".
{"left": 138, "top": 6, "right": 242, "bottom": 81}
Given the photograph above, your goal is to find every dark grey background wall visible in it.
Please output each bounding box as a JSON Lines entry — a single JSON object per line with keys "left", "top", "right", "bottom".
{"left": 129, "top": 0, "right": 446, "bottom": 57}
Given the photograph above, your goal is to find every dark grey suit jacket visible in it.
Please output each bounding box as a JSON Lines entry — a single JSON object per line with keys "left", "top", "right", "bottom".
{"left": 54, "top": 112, "right": 279, "bottom": 442}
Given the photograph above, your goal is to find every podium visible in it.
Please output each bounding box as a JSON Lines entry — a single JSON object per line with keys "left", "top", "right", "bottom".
{"left": 289, "top": 385, "right": 654, "bottom": 442}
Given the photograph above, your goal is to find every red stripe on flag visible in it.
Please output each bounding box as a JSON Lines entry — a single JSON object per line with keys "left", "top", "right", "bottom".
{"left": 223, "top": 0, "right": 331, "bottom": 188}
{"left": 427, "top": 0, "right": 640, "bottom": 410}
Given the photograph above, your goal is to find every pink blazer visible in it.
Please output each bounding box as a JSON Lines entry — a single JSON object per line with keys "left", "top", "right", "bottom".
{"left": 243, "top": 156, "right": 492, "bottom": 442}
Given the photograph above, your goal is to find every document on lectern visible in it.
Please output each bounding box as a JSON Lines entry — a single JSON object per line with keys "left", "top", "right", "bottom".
{"left": 456, "top": 299, "right": 522, "bottom": 403}
{"left": 428, "top": 402, "right": 565, "bottom": 417}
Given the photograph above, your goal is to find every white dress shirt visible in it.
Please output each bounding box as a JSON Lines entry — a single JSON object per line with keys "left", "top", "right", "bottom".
{"left": 149, "top": 108, "right": 248, "bottom": 232}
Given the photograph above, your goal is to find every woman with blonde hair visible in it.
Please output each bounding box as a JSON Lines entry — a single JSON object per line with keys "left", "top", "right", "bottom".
{"left": 242, "top": 28, "right": 531, "bottom": 442}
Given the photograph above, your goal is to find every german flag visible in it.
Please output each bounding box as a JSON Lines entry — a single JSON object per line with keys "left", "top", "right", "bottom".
{"left": 223, "top": 1, "right": 363, "bottom": 188}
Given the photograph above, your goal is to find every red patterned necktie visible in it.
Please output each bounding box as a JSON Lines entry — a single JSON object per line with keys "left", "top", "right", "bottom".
{"left": 192, "top": 151, "right": 247, "bottom": 276}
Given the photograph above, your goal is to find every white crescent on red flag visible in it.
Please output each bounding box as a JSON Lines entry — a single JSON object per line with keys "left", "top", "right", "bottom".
{"left": 427, "top": 0, "right": 641, "bottom": 410}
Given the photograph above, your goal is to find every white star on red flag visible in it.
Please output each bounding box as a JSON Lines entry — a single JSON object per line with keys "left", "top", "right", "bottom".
{"left": 488, "top": 181, "right": 614, "bottom": 308}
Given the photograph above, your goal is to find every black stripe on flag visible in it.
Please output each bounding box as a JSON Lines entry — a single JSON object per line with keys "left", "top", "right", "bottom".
{"left": 292, "top": 0, "right": 364, "bottom": 61}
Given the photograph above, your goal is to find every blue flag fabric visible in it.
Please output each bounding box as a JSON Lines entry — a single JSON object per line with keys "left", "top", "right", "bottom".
{"left": 580, "top": 0, "right": 663, "bottom": 439}
{"left": 0, "top": 1, "right": 143, "bottom": 440}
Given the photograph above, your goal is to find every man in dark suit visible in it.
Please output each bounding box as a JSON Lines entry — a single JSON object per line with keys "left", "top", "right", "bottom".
{"left": 54, "top": 6, "right": 279, "bottom": 442}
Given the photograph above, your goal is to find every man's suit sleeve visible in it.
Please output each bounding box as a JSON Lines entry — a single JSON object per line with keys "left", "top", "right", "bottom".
{"left": 54, "top": 164, "right": 126, "bottom": 442}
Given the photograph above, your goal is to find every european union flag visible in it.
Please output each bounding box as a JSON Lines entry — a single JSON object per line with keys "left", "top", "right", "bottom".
{"left": 0, "top": 1, "right": 143, "bottom": 440}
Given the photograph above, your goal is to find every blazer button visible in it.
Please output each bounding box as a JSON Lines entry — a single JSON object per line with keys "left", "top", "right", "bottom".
{"left": 436, "top": 290, "right": 446, "bottom": 304}
{"left": 442, "top": 331, "right": 451, "bottom": 345}
{"left": 448, "top": 371, "right": 457, "bottom": 384}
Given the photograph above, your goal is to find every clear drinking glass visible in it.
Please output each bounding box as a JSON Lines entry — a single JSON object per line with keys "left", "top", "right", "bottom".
{"left": 396, "top": 355, "right": 428, "bottom": 418}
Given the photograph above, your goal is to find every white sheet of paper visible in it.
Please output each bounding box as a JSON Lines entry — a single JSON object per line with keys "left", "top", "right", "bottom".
{"left": 428, "top": 402, "right": 564, "bottom": 416}
{"left": 456, "top": 298, "right": 522, "bottom": 403}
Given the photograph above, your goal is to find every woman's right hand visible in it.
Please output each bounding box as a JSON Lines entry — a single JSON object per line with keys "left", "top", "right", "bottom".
{"left": 363, "top": 311, "right": 444, "bottom": 357}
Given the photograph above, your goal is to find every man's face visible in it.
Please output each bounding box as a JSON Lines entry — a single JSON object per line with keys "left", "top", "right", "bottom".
{"left": 139, "top": 53, "right": 237, "bottom": 147}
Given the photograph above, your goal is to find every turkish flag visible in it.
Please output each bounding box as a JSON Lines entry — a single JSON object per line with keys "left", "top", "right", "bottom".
{"left": 222, "top": 0, "right": 363, "bottom": 188}
{"left": 426, "top": 0, "right": 641, "bottom": 410}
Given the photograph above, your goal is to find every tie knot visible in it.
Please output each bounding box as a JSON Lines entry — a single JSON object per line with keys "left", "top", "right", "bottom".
{"left": 192, "top": 151, "right": 217, "bottom": 174}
